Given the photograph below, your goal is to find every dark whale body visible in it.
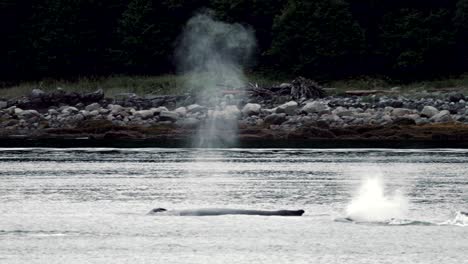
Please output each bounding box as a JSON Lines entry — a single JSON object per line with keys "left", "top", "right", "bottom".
{"left": 148, "top": 208, "right": 305, "bottom": 216}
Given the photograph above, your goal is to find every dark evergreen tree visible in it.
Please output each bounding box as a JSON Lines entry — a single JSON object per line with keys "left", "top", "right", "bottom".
{"left": 0, "top": 0, "right": 33, "bottom": 81}
{"left": 116, "top": 0, "right": 161, "bottom": 72}
{"left": 115, "top": 0, "right": 208, "bottom": 73}
{"left": 454, "top": 0, "right": 468, "bottom": 70}
{"left": 19, "top": 0, "right": 125, "bottom": 78}
{"left": 268, "top": 0, "right": 365, "bottom": 79}
{"left": 0, "top": 0, "right": 467, "bottom": 82}
{"left": 378, "top": 7, "right": 457, "bottom": 79}
{"left": 210, "top": 0, "right": 287, "bottom": 54}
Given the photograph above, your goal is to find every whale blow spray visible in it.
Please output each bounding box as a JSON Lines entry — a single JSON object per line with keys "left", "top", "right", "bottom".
{"left": 346, "top": 174, "right": 408, "bottom": 222}
{"left": 175, "top": 11, "right": 256, "bottom": 147}
{"left": 175, "top": 11, "right": 255, "bottom": 96}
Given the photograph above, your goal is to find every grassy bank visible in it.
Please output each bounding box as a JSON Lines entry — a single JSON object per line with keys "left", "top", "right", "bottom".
{"left": 1, "top": 73, "right": 468, "bottom": 99}
{"left": 0, "top": 73, "right": 280, "bottom": 99}
{"left": 329, "top": 75, "right": 468, "bottom": 95}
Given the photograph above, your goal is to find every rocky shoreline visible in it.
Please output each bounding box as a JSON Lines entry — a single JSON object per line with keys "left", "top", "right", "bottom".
{"left": 1, "top": 85, "right": 468, "bottom": 147}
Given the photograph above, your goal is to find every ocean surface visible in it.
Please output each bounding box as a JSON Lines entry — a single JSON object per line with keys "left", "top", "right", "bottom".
{"left": 0, "top": 148, "right": 467, "bottom": 263}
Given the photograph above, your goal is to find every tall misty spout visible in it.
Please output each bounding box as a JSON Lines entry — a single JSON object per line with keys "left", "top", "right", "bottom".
{"left": 175, "top": 11, "right": 256, "bottom": 147}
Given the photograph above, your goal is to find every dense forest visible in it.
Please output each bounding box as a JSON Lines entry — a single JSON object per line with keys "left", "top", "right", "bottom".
{"left": 1, "top": 0, "right": 467, "bottom": 83}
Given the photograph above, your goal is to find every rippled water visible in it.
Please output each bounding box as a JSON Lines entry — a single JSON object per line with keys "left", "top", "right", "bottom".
{"left": 0, "top": 148, "right": 467, "bottom": 263}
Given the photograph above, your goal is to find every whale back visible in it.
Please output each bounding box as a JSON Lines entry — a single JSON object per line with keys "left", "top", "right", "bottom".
{"left": 147, "top": 208, "right": 305, "bottom": 216}
{"left": 148, "top": 208, "right": 167, "bottom": 214}
{"left": 177, "top": 208, "right": 305, "bottom": 216}
{"left": 277, "top": 209, "right": 305, "bottom": 216}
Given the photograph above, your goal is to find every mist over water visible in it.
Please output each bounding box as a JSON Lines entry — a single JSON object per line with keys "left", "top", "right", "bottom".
{"left": 195, "top": 105, "right": 241, "bottom": 148}
{"left": 346, "top": 173, "right": 408, "bottom": 222}
{"left": 175, "top": 11, "right": 256, "bottom": 147}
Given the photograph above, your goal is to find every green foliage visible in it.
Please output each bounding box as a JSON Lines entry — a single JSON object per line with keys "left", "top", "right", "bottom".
{"left": 454, "top": 0, "right": 468, "bottom": 69}
{"left": 378, "top": 8, "right": 457, "bottom": 78}
{"left": 116, "top": 0, "right": 162, "bottom": 71}
{"left": 455, "top": 0, "right": 468, "bottom": 30}
{"left": 0, "top": 0, "right": 30, "bottom": 80}
{"left": 210, "top": 0, "right": 287, "bottom": 51}
{"left": 11, "top": 0, "right": 126, "bottom": 78}
{"left": 115, "top": 0, "right": 209, "bottom": 73}
{"left": 268, "top": 0, "right": 365, "bottom": 79}
{"left": 0, "top": 0, "right": 468, "bottom": 82}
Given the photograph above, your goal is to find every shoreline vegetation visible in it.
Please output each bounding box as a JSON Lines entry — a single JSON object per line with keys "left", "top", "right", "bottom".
{"left": 2, "top": 73, "right": 468, "bottom": 99}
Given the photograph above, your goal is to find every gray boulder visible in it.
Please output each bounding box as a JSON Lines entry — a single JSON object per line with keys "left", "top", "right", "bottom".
{"left": 406, "top": 114, "right": 421, "bottom": 121}
{"left": 18, "top": 109, "right": 40, "bottom": 118}
{"left": 302, "top": 101, "right": 329, "bottom": 114}
{"left": 420, "top": 106, "right": 439, "bottom": 118}
{"left": 85, "top": 103, "right": 101, "bottom": 112}
{"left": 17, "top": 110, "right": 41, "bottom": 123}
{"left": 242, "top": 103, "right": 261, "bottom": 116}
{"left": 223, "top": 105, "right": 241, "bottom": 119}
{"left": 320, "top": 113, "right": 341, "bottom": 123}
{"left": 134, "top": 109, "right": 155, "bottom": 120}
{"left": 159, "top": 111, "right": 179, "bottom": 122}
{"left": 211, "top": 105, "right": 241, "bottom": 121}
{"left": 383, "top": 106, "right": 394, "bottom": 113}
{"left": 430, "top": 110, "right": 452, "bottom": 123}
{"left": 79, "top": 110, "right": 91, "bottom": 118}
{"left": 379, "top": 115, "right": 393, "bottom": 125}
{"left": 48, "top": 109, "right": 59, "bottom": 116}
{"left": 30, "top": 88, "right": 45, "bottom": 98}
{"left": 99, "top": 108, "right": 110, "bottom": 115}
{"left": 332, "top": 106, "right": 354, "bottom": 117}
{"left": 61, "top": 106, "right": 79, "bottom": 115}
{"left": 153, "top": 107, "right": 168, "bottom": 114}
{"left": 0, "top": 101, "right": 7, "bottom": 109}
{"left": 174, "top": 107, "right": 187, "bottom": 117}
{"left": 392, "top": 108, "right": 411, "bottom": 117}
{"left": 276, "top": 101, "right": 298, "bottom": 115}
{"left": 108, "top": 104, "right": 124, "bottom": 114}
{"left": 89, "top": 110, "right": 99, "bottom": 116}
{"left": 264, "top": 113, "right": 287, "bottom": 125}
{"left": 187, "top": 104, "right": 204, "bottom": 113}
{"left": 14, "top": 108, "right": 23, "bottom": 115}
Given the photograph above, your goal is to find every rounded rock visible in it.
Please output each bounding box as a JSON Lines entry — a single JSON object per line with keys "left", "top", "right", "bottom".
{"left": 242, "top": 103, "right": 261, "bottom": 116}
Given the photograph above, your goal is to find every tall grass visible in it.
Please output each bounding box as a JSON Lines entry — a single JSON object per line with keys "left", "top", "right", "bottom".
{"left": 1, "top": 73, "right": 468, "bottom": 99}
{"left": 0, "top": 75, "right": 187, "bottom": 99}
{"left": 0, "top": 74, "right": 282, "bottom": 99}
{"left": 327, "top": 75, "right": 468, "bottom": 95}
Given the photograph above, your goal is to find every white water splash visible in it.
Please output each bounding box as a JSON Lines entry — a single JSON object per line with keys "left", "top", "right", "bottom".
{"left": 346, "top": 174, "right": 408, "bottom": 222}
{"left": 439, "top": 211, "right": 468, "bottom": 227}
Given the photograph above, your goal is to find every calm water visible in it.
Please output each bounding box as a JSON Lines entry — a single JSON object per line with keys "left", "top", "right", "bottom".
{"left": 0, "top": 148, "right": 467, "bottom": 263}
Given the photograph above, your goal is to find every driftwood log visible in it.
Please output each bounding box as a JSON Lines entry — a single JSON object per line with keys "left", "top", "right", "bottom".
{"left": 246, "top": 76, "right": 326, "bottom": 101}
